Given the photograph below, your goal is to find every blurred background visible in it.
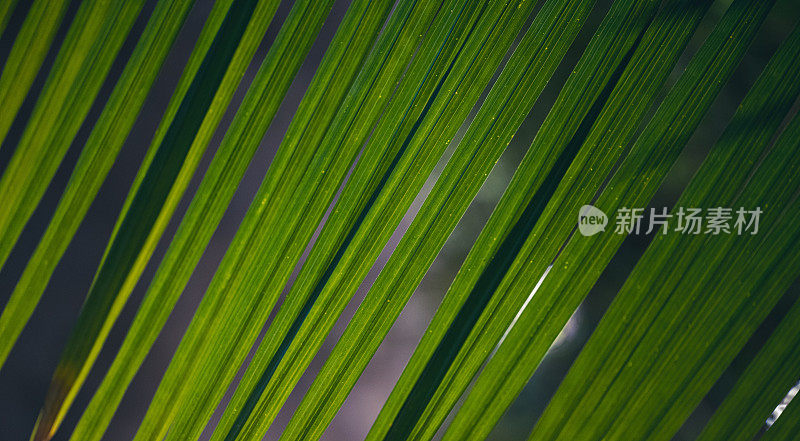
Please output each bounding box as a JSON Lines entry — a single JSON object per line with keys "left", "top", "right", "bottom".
{"left": 1, "top": 0, "right": 799, "bottom": 439}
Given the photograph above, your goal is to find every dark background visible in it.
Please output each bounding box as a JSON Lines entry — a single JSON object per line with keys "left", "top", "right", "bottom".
{"left": 1, "top": 0, "right": 799, "bottom": 440}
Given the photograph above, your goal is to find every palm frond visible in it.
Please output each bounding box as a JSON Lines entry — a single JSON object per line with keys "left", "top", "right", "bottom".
{"left": 0, "top": 0, "right": 196, "bottom": 377}
{"left": 0, "top": 0, "right": 70, "bottom": 149}
{"left": 695, "top": 293, "right": 800, "bottom": 441}
{"left": 0, "top": 1, "right": 798, "bottom": 440}
{"left": 279, "top": 0, "right": 595, "bottom": 438}
{"left": 528, "top": 23, "right": 800, "bottom": 441}
{"left": 28, "top": 0, "right": 283, "bottom": 438}
{"left": 444, "top": 1, "right": 777, "bottom": 437}
{"left": 0, "top": 0, "right": 145, "bottom": 273}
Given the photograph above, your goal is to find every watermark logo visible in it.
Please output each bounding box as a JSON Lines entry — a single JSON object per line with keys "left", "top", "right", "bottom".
{"left": 578, "top": 205, "right": 608, "bottom": 236}
{"left": 578, "top": 206, "right": 761, "bottom": 236}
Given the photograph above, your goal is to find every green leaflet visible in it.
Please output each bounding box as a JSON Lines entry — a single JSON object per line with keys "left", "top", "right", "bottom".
{"left": 762, "top": 392, "right": 800, "bottom": 441}
{"left": 0, "top": 0, "right": 70, "bottom": 149}
{"left": 278, "top": 0, "right": 595, "bottom": 439}
{"left": 695, "top": 293, "right": 800, "bottom": 441}
{"left": 593, "top": 115, "right": 800, "bottom": 441}
{"left": 0, "top": 0, "right": 18, "bottom": 35}
{"left": 130, "top": 0, "right": 437, "bottom": 438}
{"left": 29, "top": 0, "right": 281, "bottom": 439}
{"left": 68, "top": 0, "right": 393, "bottom": 439}
{"left": 0, "top": 0, "right": 144, "bottom": 277}
{"left": 528, "top": 22, "right": 800, "bottom": 441}
{"left": 365, "top": 0, "right": 678, "bottom": 439}
{"left": 211, "top": 1, "right": 543, "bottom": 440}
{"left": 385, "top": 0, "right": 714, "bottom": 437}
{"left": 443, "top": 1, "right": 774, "bottom": 438}
{"left": 72, "top": 0, "right": 400, "bottom": 438}
{"left": 0, "top": 0, "right": 196, "bottom": 379}
{"left": 157, "top": 0, "right": 393, "bottom": 436}
{"left": 194, "top": 0, "right": 501, "bottom": 438}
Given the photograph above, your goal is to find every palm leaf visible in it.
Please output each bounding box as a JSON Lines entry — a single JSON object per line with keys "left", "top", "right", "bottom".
{"left": 1, "top": 0, "right": 798, "bottom": 440}
{"left": 0, "top": 0, "right": 145, "bottom": 273}
{"left": 528, "top": 22, "right": 800, "bottom": 441}
{"left": 279, "top": 0, "right": 595, "bottom": 438}
{"left": 0, "top": 0, "right": 197, "bottom": 373}
{"left": 129, "top": 0, "right": 435, "bottom": 437}
{"left": 209, "top": 1, "right": 548, "bottom": 440}
{"left": 695, "top": 292, "right": 800, "bottom": 441}
{"left": 0, "top": 0, "right": 70, "bottom": 149}
{"left": 27, "top": 0, "right": 283, "bottom": 438}
{"left": 144, "top": 1, "right": 518, "bottom": 438}
{"left": 68, "top": 0, "right": 392, "bottom": 438}
{"left": 365, "top": 0, "right": 691, "bottom": 438}
{"left": 443, "top": 1, "right": 776, "bottom": 438}
{"left": 0, "top": 0, "right": 19, "bottom": 35}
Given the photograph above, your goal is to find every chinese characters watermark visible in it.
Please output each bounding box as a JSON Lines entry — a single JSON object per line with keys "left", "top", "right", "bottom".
{"left": 578, "top": 205, "right": 761, "bottom": 237}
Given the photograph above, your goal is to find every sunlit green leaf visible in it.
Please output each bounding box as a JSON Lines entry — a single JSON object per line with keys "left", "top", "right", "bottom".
{"left": 1, "top": 1, "right": 798, "bottom": 440}
{"left": 0, "top": 0, "right": 145, "bottom": 277}
{"left": 211, "top": 1, "right": 545, "bottom": 440}
{"left": 365, "top": 1, "right": 690, "bottom": 439}
{"left": 279, "top": 0, "right": 595, "bottom": 439}
{"left": 529, "top": 22, "right": 800, "bottom": 441}
{"left": 0, "top": 0, "right": 196, "bottom": 379}
{"left": 444, "top": 1, "right": 776, "bottom": 438}
{"left": 695, "top": 292, "right": 800, "bottom": 441}
{"left": 0, "top": 0, "right": 70, "bottom": 149}
{"left": 29, "top": 0, "right": 283, "bottom": 438}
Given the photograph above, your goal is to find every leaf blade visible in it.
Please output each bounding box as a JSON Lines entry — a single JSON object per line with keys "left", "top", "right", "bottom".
{"left": 0, "top": 0, "right": 144, "bottom": 279}
{"left": 29, "top": 0, "right": 282, "bottom": 438}
{"left": 528, "top": 22, "right": 800, "bottom": 441}
{"left": 0, "top": 0, "right": 71, "bottom": 150}
{"left": 695, "top": 293, "right": 800, "bottom": 441}
{"left": 442, "top": 1, "right": 775, "bottom": 438}
{"left": 277, "top": 0, "right": 596, "bottom": 438}
{"left": 0, "top": 0, "right": 197, "bottom": 379}
{"left": 210, "top": 1, "right": 547, "bottom": 440}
